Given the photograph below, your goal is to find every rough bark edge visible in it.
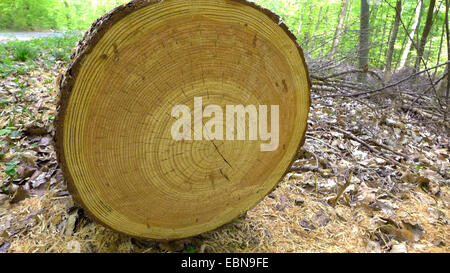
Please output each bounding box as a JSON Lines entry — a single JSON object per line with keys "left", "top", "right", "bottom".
{"left": 55, "top": 0, "right": 311, "bottom": 241}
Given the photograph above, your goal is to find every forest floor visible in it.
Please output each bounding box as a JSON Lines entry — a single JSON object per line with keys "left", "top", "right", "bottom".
{"left": 0, "top": 37, "right": 448, "bottom": 253}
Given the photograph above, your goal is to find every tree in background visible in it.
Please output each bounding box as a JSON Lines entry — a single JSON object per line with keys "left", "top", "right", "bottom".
{"left": 0, "top": 0, "right": 128, "bottom": 31}
{"left": 330, "top": 0, "right": 350, "bottom": 56}
{"left": 414, "top": 0, "right": 436, "bottom": 72}
{"left": 385, "top": 0, "right": 402, "bottom": 82}
{"left": 0, "top": 0, "right": 448, "bottom": 86}
{"left": 436, "top": 0, "right": 449, "bottom": 99}
{"left": 399, "top": 0, "right": 423, "bottom": 69}
{"left": 358, "top": 0, "right": 370, "bottom": 82}
{"left": 0, "top": 0, "right": 58, "bottom": 30}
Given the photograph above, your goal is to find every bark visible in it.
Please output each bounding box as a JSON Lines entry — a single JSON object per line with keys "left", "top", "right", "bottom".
{"left": 385, "top": 0, "right": 402, "bottom": 82}
{"left": 414, "top": 0, "right": 436, "bottom": 72}
{"left": 304, "top": 2, "right": 314, "bottom": 46}
{"left": 315, "top": 5, "right": 323, "bottom": 32}
{"left": 433, "top": 23, "right": 445, "bottom": 78}
{"left": 396, "top": 4, "right": 417, "bottom": 69}
{"left": 345, "top": 0, "right": 353, "bottom": 31}
{"left": 445, "top": 0, "right": 449, "bottom": 101}
{"left": 378, "top": 13, "right": 388, "bottom": 63}
{"left": 416, "top": 0, "right": 425, "bottom": 45}
{"left": 399, "top": 0, "right": 423, "bottom": 69}
{"left": 330, "top": 0, "right": 350, "bottom": 56}
{"left": 358, "top": 0, "right": 370, "bottom": 82}
{"left": 437, "top": 66, "right": 448, "bottom": 98}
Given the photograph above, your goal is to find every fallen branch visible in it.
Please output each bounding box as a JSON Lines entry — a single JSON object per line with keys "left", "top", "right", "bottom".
{"left": 314, "top": 61, "right": 450, "bottom": 99}
{"left": 312, "top": 69, "right": 383, "bottom": 83}
{"left": 332, "top": 126, "right": 405, "bottom": 168}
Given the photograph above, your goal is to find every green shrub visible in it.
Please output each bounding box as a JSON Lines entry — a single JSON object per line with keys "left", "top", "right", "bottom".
{"left": 13, "top": 44, "right": 39, "bottom": 61}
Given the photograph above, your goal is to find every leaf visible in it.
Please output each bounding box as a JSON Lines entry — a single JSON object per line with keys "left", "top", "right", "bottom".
{"left": 390, "top": 242, "right": 407, "bottom": 253}
{"left": 9, "top": 131, "right": 20, "bottom": 138}
{"left": 0, "top": 242, "right": 11, "bottom": 253}
{"left": 299, "top": 220, "right": 316, "bottom": 231}
{"left": 401, "top": 222, "right": 424, "bottom": 242}
{"left": 10, "top": 187, "right": 30, "bottom": 204}
{"left": 0, "top": 129, "right": 11, "bottom": 136}
{"left": 185, "top": 246, "right": 196, "bottom": 253}
{"left": 5, "top": 161, "right": 18, "bottom": 177}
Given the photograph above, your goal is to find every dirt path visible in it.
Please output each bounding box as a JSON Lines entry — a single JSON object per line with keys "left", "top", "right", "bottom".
{"left": 0, "top": 31, "right": 78, "bottom": 43}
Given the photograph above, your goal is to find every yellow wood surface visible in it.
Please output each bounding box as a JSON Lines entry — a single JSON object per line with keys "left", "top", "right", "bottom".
{"left": 58, "top": 0, "right": 310, "bottom": 240}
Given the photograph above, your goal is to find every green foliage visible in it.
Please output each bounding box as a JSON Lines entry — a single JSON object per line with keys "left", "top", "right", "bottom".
{"left": 13, "top": 43, "right": 38, "bottom": 61}
{"left": 184, "top": 246, "right": 196, "bottom": 253}
{"left": 254, "top": 0, "right": 447, "bottom": 71}
{"left": 0, "top": 0, "right": 447, "bottom": 73}
{"left": 5, "top": 160, "right": 18, "bottom": 177}
{"left": 0, "top": 32, "right": 81, "bottom": 77}
{"left": 0, "top": 0, "right": 128, "bottom": 31}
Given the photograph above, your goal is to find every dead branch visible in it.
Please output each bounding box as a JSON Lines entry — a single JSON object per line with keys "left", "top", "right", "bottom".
{"left": 314, "top": 61, "right": 450, "bottom": 99}
{"left": 332, "top": 126, "right": 405, "bottom": 168}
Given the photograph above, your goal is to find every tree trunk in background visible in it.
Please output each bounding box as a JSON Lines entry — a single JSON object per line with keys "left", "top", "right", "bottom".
{"left": 399, "top": 0, "right": 423, "bottom": 69}
{"left": 445, "top": 0, "right": 449, "bottom": 102}
{"left": 304, "top": 2, "right": 313, "bottom": 47}
{"left": 358, "top": 0, "right": 370, "bottom": 82}
{"left": 330, "top": 0, "right": 350, "bottom": 56}
{"left": 414, "top": 0, "right": 436, "bottom": 72}
{"left": 433, "top": 23, "right": 445, "bottom": 78}
{"left": 345, "top": 0, "right": 353, "bottom": 31}
{"left": 385, "top": 0, "right": 402, "bottom": 82}
{"left": 396, "top": 3, "right": 417, "bottom": 70}
{"left": 315, "top": 5, "right": 323, "bottom": 32}
{"left": 322, "top": 7, "right": 329, "bottom": 57}
{"left": 437, "top": 66, "right": 448, "bottom": 98}
{"left": 416, "top": 0, "right": 425, "bottom": 46}
{"left": 378, "top": 13, "right": 388, "bottom": 66}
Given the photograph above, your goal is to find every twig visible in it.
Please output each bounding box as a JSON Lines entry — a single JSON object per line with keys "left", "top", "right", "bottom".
{"left": 331, "top": 171, "right": 353, "bottom": 207}
{"left": 314, "top": 61, "right": 450, "bottom": 99}
{"left": 370, "top": 140, "right": 407, "bottom": 159}
{"left": 313, "top": 69, "right": 383, "bottom": 83}
{"left": 332, "top": 126, "right": 405, "bottom": 168}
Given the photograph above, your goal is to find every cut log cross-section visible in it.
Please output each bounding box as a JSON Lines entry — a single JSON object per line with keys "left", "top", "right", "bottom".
{"left": 56, "top": 0, "right": 311, "bottom": 240}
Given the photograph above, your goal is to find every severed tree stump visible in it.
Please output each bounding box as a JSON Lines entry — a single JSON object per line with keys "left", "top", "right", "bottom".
{"left": 56, "top": 0, "right": 310, "bottom": 240}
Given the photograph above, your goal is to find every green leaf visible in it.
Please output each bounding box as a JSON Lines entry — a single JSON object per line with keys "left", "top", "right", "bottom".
{"left": 10, "top": 131, "right": 20, "bottom": 138}
{"left": 0, "top": 129, "right": 11, "bottom": 136}
{"left": 5, "top": 161, "right": 18, "bottom": 177}
{"left": 185, "top": 247, "right": 196, "bottom": 253}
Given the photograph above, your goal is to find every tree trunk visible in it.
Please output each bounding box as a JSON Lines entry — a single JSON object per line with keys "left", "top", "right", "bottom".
{"left": 315, "top": 5, "right": 323, "bottom": 32}
{"left": 55, "top": 0, "right": 311, "bottom": 240}
{"left": 437, "top": 66, "right": 448, "bottom": 98}
{"left": 358, "top": 0, "right": 370, "bottom": 82}
{"left": 378, "top": 12, "right": 388, "bottom": 66}
{"left": 433, "top": 23, "right": 445, "bottom": 78}
{"left": 330, "top": 0, "right": 350, "bottom": 56}
{"left": 304, "top": 1, "right": 313, "bottom": 48}
{"left": 395, "top": 3, "right": 417, "bottom": 69}
{"left": 414, "top": 0, "right": 436, "bottom": 72}
{"left": 399, "top": 0, "right": 423, "bottom": 69}
{"left": 345, "top": 0, "right": 353, "bottom": 31}
{"left": 416, "top": 0, "right": 425, "bottom": 46}
{"left": 445, "top": 0, "right": 450, "bottom": 102}
{"left": 385, "top": 0, "right": 402, "bottom": 82}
